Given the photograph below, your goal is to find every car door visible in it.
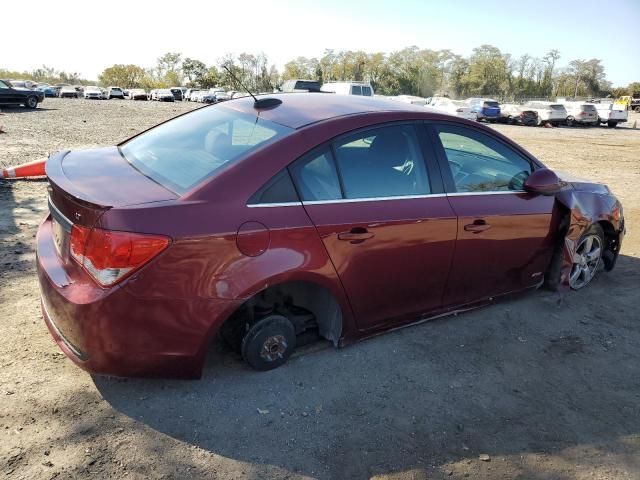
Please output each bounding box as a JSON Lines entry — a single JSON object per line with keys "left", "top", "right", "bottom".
{"left": 429, "top": 122, "right": 557, "bottom": 306}
{"left": 0, "top": 80, "right": 16, "bottom": 104}
{"left": 289, "top": 123, "right": 457, "bottom": 331}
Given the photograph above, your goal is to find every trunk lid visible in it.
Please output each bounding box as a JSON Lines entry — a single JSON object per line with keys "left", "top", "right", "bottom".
{"left": 46, "top": 147, "right": 178, "bottom": 262}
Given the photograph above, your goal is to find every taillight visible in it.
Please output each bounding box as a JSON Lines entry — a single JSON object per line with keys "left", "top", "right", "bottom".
{"left": 70, "top": 225, "right": 170, "bottom": 287}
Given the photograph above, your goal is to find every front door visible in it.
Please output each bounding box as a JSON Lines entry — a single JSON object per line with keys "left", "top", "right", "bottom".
{"left": 289, "top": 123, "right": 457, "bottom": 330}
{"left": 430, "top": 123, "right": 557, "bottom": 306}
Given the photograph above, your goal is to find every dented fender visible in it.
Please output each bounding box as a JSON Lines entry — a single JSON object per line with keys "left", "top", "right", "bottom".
{"left": 554, "top": 180, "right": 625, "bottom": 290}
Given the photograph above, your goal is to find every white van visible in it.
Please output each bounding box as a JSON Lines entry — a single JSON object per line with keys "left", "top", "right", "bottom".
{"left": 320, "top": 82, "right": 374, "bottom": 97}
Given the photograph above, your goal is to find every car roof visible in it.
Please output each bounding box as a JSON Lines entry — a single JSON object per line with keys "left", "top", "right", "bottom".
{"left": 220, "top": 93, "right": 427, "bottom": 129}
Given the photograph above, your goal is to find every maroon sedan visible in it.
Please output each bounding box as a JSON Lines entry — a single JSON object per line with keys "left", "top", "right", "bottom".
{"left": 37, "top": 94, "right": 625, "bottom": 377}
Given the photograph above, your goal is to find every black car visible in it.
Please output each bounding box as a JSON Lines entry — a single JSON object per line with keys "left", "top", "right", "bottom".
{"left": 0, "top": 79, "right": 44, "bottom": 108}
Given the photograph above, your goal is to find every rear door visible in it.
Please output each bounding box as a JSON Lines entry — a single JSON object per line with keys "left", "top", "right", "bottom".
{"left": 429, "top": 122, "right": 557, "bottom": 306}
{"left": 290, "top": 123, "right": 457, "bottom": 331}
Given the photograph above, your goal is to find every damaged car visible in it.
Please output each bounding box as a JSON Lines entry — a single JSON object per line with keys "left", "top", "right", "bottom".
{"left": 37, "top": 94, "right": 625, "bottom": 378}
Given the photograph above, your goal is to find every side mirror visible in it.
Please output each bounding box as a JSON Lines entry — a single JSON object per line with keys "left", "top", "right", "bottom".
{"left": 523, "top": 168, "right": 563, "bottom": 196}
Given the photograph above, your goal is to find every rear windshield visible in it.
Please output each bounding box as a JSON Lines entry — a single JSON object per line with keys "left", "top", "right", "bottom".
{"left": 550, "top": 104, "right": 565, "bottom": 111}
{"left": 581, "top": 105, "right": 597, "bottom": 111}
{"left": 483, "top": 101, "right": 499, "bottom": 108}
{"left": 120, "top": 106, "right": 293, "bottom": 194}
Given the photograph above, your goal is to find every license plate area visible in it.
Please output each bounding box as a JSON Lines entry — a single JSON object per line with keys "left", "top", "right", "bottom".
{"left": 48, "top": 196, "right": 72, "bottom": 262}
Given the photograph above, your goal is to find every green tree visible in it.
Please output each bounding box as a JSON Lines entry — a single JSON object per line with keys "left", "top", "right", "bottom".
{"left": 98, "top": 64, "right": 147, "bottom": 88}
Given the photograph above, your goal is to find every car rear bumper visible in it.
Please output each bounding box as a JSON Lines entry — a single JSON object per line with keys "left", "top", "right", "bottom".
{"left": 37, "top": 215, "right": 241, "bottom": 378}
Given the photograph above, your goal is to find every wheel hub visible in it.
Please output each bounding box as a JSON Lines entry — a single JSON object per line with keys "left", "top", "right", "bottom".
{"left": 260, "top": 335, "right": 288, "bottom": 362}
{"left": 569, "top": 234, "right": 602, "bottom": 289}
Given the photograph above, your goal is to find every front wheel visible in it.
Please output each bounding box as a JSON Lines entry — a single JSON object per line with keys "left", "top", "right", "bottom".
{"left": 241, "top": 315, "right": 296, "bottom": 371}
{"left": 569, "top": 224, "right": 604, "bottom": 290}
{"left": 24, "top": 96, "right": 38, "bottom": 109}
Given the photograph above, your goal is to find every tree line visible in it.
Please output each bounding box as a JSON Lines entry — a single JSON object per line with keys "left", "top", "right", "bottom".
{"left": 2, "top": 46, "right": 639, "bottom": 100}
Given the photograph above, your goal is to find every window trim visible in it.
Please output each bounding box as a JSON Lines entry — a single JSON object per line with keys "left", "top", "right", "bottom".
{"left": 426, "top": 121, "right": 541, "bottom": 194}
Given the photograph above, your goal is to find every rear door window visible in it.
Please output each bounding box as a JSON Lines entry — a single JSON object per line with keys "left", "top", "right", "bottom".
{"left": 290, "top": 149, "right": 342, "bottom": 201}
{"left": 333, "top": 124, "right": 430, "bottom": 199}
{"left": 435, "top": 124, "right": 533, "bottom": 192}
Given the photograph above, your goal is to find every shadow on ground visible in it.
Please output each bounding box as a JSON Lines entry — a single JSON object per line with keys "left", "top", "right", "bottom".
{"left": 94, "top": 254, "right": 640, "bottom": 479}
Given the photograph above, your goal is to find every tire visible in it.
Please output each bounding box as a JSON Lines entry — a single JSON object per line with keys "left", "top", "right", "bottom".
{"left": 634, "top": 106, "right": 640, "bottom": 113}
{"left": 24, "top": 96, "right": 38, "bottom": 109}
{"left": 607, "top": 121, "right": 617, "bottom": 128}
{"left": 566, "top": 116, "right": 575, "bottom": 127}
{"left": 241, "top": 315, "right": 296, "bottom": 371}
{"left": 569, "top": 224, "right": 604, "bottom": 290}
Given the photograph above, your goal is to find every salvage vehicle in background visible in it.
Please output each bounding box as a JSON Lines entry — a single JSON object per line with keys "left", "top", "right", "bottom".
{"left": 155, "top": 89, "right": 175, "bottom": 102}
{"left": 37, "top": 85, "right": 58, "bottom": 97}
{"left": 59, "top": 86, "right": 80, "bottom": 98}
{"left": 84, "top": 86, "right": 105, "bottom": 100}
{"left": 499, "top": 104, "right": 539, "bottom": 126}
{"left": 107, "top": 87, "right": 125, "bottom": 99}
{"left": 465, "top": 98, "right": 501, "bottom": 122}
{"left": 522, "top": 101, "right": 567, "bottom": 126}
{"left": 559, "top": 101, "right": 599, "bottom": 126}
{"left": 593, "top": 102, "right": 628, "bottom": 128}
{"left": 170, "top": 88, "right": 184, "bottom": 101}
{"left": 129, "top": 88, "right": 148, "bottom": 100}
{"left": 184, "top": 89, "right": 200, "bottom": 101}
{"left": 37, "top": 93, "right": 625, "bottom": 378}
{"left": 281, "top": 79, "right": 322, "bottom": 92}
{"left": 427, "top": 97, "right": 477, "bottom": 120}
{"left": 0, "top": 79, "right": 44, "bottom": 108}
{"left": 320, "top": 81, "right": 374, "bottom": 96}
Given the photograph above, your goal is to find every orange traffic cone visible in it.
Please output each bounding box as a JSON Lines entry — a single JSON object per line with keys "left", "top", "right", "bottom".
{"left": 2, "top": 158, "right": 46, "bottom": 179}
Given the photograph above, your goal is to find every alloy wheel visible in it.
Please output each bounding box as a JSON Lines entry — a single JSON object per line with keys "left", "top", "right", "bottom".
{"left": 569, "top": 234, "right": 602, "bottom": 289}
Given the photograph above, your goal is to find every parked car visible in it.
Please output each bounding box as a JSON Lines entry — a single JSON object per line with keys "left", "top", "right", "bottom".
{"left": 522, "top": 101, "right": 567, "bottom": 126}
{"left": 559, "top": 101, "right": 599, "bottom": 126}
{"left": 170, "top": 88, "right": 183, "bottom": 101}
{"left": 200, "top": 88, "right": 226, "bottom": 103}
{"left": 129, "top": 89, "right": 147, "bottom": 100}
{"left": 281, "top": 79, "right": 322, "bottom": 92}
{"left": 184, "top": 89, "right": 200, "bottom": 101}
{"left": 123, "top": 89, "right": 130, "bottom": 99}
{"left": 230, "top": 91, "right": 250, "bottom": 99}
{"left": 0, "top": 79, "right": 44, "bottom": 108}
{"left": 156, "top": 89, "right": 175, "bottom": 102}
{"left": 320, "top": 81, "right": 374, "bottom": 96}
{"left": 84, "top": 86, "right": 105, "bottom": 100}
{"left": 107, "top": 87, "right": 125, "bottom": 99}
{"left": 59, "top": 86, "right": 80, "bottom": 98}
{"left": 498, "top": 104, "right": 539, "bottom": 126}
{"left": 593, "top": 102, "right": 628, "bottom": 128}
{"left": 215, "top": 91, "right": 230, "bottom": 102}
{"left": 37, "top": 85, "right": 58, "bottom": 97}
{"left": 38, "top": 93, "right": 625, "bottom": 377}
{"left": 148, "top": 89, "right": 158, "bottom": 101}
{"left": 427, "top": 97, "right": 477, "bottom": 121}
{"left": 465, "top": 98, "right": 501, "bottom": 122}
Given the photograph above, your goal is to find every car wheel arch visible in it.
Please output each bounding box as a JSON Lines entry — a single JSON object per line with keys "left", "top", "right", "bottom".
{"left": 216, "top": 279, "right": 347, "bottom": 353}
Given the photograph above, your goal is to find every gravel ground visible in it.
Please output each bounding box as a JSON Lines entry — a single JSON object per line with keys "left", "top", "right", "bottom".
{"left": 1, "top": 98, "right": 640, "bottom": 480}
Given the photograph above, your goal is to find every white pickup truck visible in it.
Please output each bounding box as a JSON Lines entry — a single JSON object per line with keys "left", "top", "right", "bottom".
{"left": 593, "top": 102, "right": 628, "bottom": 128}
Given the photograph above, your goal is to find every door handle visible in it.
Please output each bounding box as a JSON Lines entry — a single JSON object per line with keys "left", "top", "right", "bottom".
{"left": 338, "top": 227, "right": 375, "bottom": 243}
{"left": 464, "top": 219, "right": 491, "bottom": 233}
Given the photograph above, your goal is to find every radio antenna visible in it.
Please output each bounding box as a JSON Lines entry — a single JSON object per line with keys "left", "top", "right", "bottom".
{"left": 222, "top": 65, "right": 282, "bottom": 109}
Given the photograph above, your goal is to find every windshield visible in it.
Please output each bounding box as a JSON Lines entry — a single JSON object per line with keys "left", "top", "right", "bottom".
{"left": 120, "top": 106, "right": 293, "bottom": 194}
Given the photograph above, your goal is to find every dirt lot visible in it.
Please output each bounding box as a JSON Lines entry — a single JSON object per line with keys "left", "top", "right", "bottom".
{"left": 1, "top": 98, "right": 639, "bottom": 480}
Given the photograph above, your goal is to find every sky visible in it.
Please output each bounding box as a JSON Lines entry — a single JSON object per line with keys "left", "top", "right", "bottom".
{"left": 3, "top": 0, "right": 639, "bottom": 86}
